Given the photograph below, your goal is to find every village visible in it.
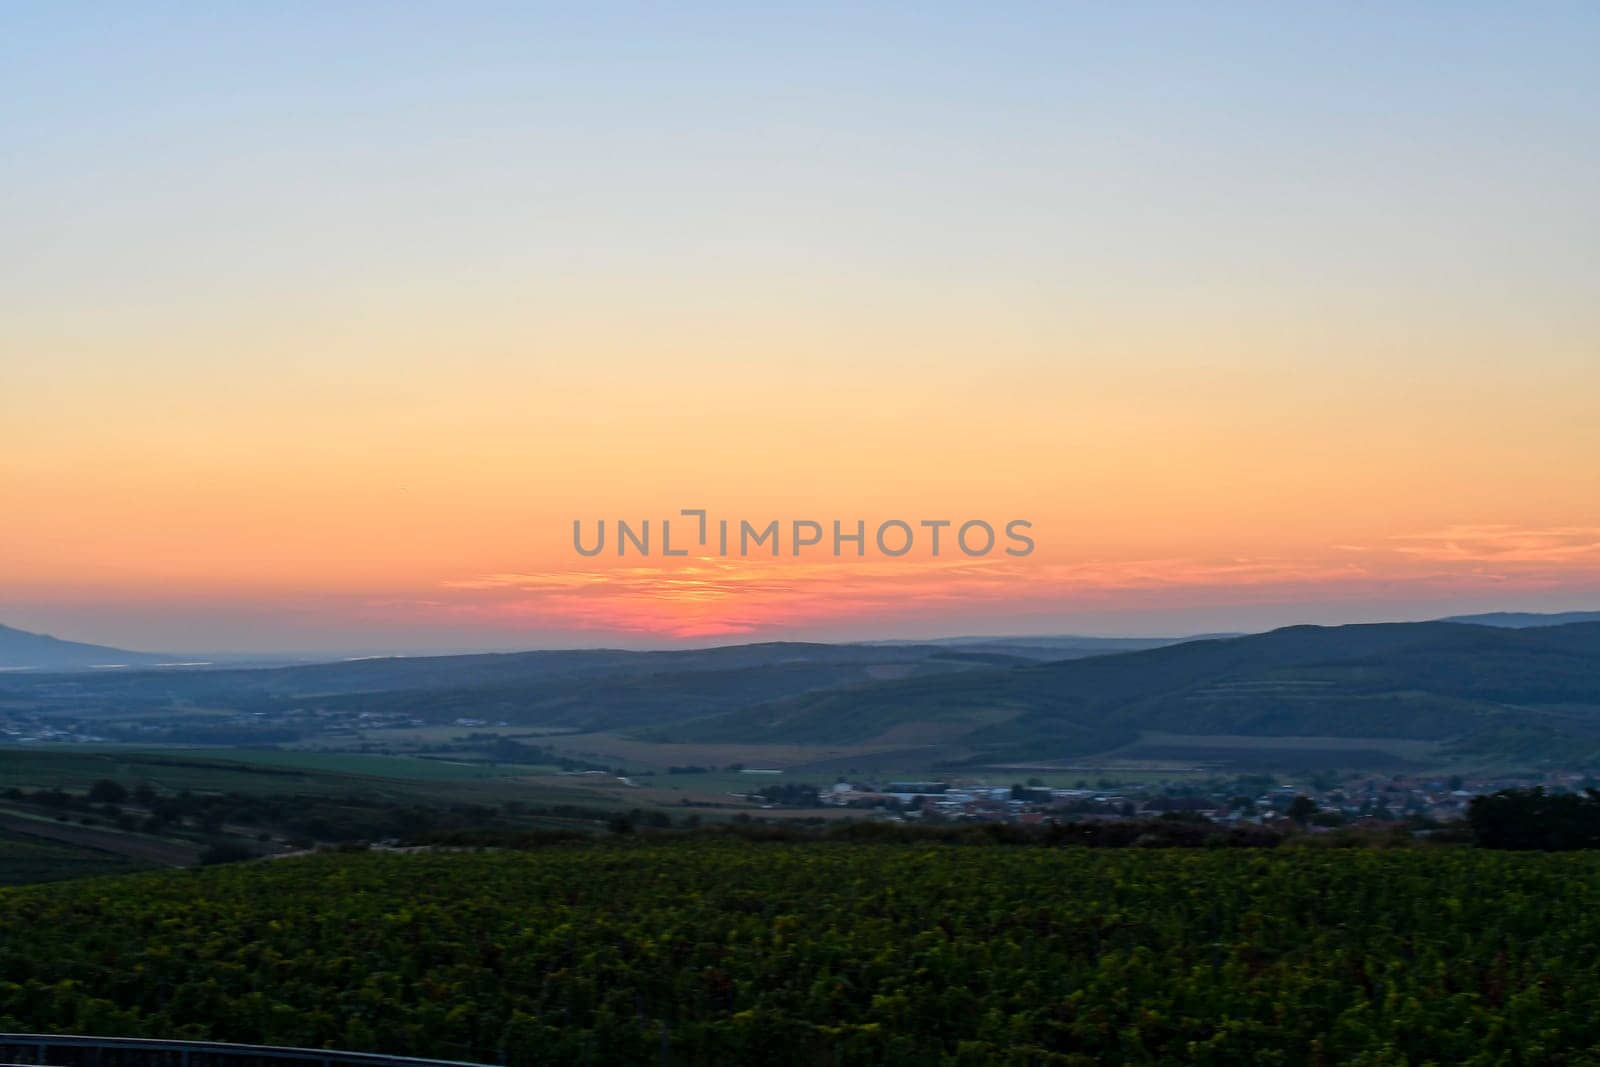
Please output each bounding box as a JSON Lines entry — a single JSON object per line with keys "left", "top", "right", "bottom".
{"left": 777, "top": 770, "right": 1600, "bottom": 829}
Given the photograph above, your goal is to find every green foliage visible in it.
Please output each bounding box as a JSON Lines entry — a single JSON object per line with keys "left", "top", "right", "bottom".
{"left": 1469, "top": 787, "right": 1600, "bottom": 850}
{"left": 197, "top": 840, "right": 261, "bottom": 866}
{"left": 752, "top": 782, "right": 821, "bottom": 807}
{"left": 1287, "top": 795, "right": 1317, "bottom": 825}
{"left": 3, "top": 845, "right": 1600, "bottom": 1064}
{"left": 86, "top": 779, "right": 129, "bottom": 804}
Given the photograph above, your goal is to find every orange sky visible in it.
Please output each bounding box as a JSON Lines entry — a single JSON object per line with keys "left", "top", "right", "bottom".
{"left": 6, "top": 321, "right": 1598, "bottom": 648}
{"left": 4, "top": 8, "right": 1598, "bottom": 650}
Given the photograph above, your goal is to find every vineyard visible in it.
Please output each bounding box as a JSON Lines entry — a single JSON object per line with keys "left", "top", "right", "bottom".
{"left": 2, "top": 843, "right": 1600, "bottom": 1065}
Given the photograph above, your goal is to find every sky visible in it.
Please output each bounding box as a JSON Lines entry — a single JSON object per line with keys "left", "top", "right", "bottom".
{"left": 3, "top": 3, "right": 1599, "bottom": 652}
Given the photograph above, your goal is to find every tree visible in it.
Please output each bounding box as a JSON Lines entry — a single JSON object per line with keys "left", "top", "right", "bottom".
{"left": 1288, "top": 796, "right": 1317, "bottom": 826}
{"left": 88, "top": 779, "right": 128, "bottom": 804}
{"left": 1469, "top": 788, "right": 1600, "bottom": 850}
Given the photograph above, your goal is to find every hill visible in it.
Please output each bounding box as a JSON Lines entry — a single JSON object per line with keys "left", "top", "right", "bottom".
{"left": 0, "top": 641, "right": 1010, "bottom": 740}
{"left": 663, "top": 621, "right": 1600, "bottom": 766}
{"left": 865, "top": 633, "right": 1208, "bottom": 658}
{"left": 0, "top": 623, "right": 169, "bottom": 671}
{"left": 12, "top": 620, "right": 1600, "bottom": 770}
{"left": 1441, "top": 610, "right": 1600, "bottom": 628}
{"left": 0, "top": 632, "right": 1225, "bottom": 741}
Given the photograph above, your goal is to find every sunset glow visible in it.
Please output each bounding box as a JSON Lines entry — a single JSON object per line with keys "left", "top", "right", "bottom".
{"left": 4, "top": 6, "right": 1598, "bottom": 651}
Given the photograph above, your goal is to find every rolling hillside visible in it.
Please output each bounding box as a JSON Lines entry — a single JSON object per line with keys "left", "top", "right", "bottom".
{"left": 12, "top": 621, "right": 1600, "bottom": 770}
{"left": 1442, "top": 610, "right": 1600, "bottom": 628}
{"left": 0, "top": 634, "right": 1208, "bottom": 736}
{"left": 0, "top": 623, "right": 170, "bottom": 671}
{"left": 662, "top": 622, "right": 1600, "bottom": 766}
{"left": 0, "top": 641, "right": 1013, "bottom": 736}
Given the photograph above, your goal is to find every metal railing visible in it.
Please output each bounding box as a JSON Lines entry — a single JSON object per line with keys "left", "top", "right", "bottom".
{"left": 0, "top": 1035, "right": 492, "bottom": 1067}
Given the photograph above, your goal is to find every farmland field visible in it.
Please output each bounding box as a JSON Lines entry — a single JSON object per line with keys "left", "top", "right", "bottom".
{"left": 0, "top": 747, "right": 628, "bottom": 807}
{"left": 1105, "top": 732, "right": 1443, "bottom": 772}
{"left": 2, "top": 843, "right": 1600, "bottom": 1064}
{"left": 0, "top": 826, "right": 146, "bottom": 885}
{"left": 531, "top": 730, "right": 921, "bottom": 775}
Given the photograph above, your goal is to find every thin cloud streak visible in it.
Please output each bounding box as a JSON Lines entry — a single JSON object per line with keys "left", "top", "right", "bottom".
{"left": 409, "top": 530, "right": 1600, "bottom": 638}
{"left": 1386, "top": 525, "right": 1600, "bottom": 564}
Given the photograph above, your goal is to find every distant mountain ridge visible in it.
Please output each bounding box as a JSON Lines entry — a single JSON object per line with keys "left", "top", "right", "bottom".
{"left": 11, "top": 615, "right": 1600, "bottom": 769}
{"left": 0, "top": 624, "right": 169, "bottom": 671}
{"left": 1441, "top": 610, "right": 1600, "bottom": 628}
{"left": 0, "top": 630, "right": 1226, "bottom": 746}
{"left": 0, "top": 639, "right": 1026, "bottom": 739}
{"left": 661, "top": 620, "right": 1600, "bottom": 767}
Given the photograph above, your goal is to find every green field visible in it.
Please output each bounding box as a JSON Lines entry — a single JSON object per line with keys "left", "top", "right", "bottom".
{"left": 147, "top": 748, "right": 541, "bottom": 780}
{"left": 1096, "top": 731, "right": 1445, "bottom": 772}
{"left": 0, "top": 826, "right": 145, "bottom": 885}
{"left": 0, "top": 745, "right": 783, "bottom": 860}
{"left": 0, "top": 746, "right": 615, "bottom": 805}
{"left": 3, "top": 843, "right": 1600, "bottom": 1064}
